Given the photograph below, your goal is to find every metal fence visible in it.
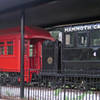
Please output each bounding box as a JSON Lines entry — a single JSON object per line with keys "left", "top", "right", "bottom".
{"left": 0, "top": 70, "right": 100, "bottom": 100}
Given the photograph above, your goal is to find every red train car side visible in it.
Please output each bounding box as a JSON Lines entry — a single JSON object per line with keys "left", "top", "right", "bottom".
{"left": 0, "top": 26, "right": 54, "bottom": 83}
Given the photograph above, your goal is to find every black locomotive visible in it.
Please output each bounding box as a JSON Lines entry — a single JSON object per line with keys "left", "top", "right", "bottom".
{"left": 40, "top": 22, "right": 100, "bottom": 89}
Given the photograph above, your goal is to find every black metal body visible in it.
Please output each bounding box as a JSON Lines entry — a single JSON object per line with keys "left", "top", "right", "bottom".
{"left": 61, "top": 28, "right": 100, "bottom": 77}
{"left": 41, "top": 23, "right": 100, "bottom": 81}
{"left": 42, "top": 40, "right": 60, "bottom": 75}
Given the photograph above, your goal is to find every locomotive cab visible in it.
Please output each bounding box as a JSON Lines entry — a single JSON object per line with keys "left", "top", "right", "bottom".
{"left": 62, "top": 26, "right": 100, "bottom": 75}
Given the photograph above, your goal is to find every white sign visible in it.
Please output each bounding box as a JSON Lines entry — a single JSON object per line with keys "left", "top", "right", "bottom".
{"left": 64, "top": 23, "right": 100, "bottom": 32}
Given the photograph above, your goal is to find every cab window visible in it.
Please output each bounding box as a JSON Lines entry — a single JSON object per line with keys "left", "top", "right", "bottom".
{"left": 78, "top": 33, "right": 88, "bottom": 47}
{"left": 91, "top": 30, "right": 100, "bottom": 46}
{"left": 65, "top": 33, "right": 74, "bottom": 47}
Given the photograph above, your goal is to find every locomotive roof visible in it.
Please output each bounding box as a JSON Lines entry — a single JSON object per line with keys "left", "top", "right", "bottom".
{"left": 0, "top": 26, "right": 55, "bottom": 41}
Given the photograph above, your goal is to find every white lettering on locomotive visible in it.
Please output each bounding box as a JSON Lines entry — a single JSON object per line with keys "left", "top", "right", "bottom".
{"left": 64, "top": 24, "right": 100, "bottom": 32}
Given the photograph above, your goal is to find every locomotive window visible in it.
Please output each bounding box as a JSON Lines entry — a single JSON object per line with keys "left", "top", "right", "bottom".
{"left": 91, "top": 30, "right": 100, "bottom": 46}
{"left": 65, "top": 33, "right": 74, "bottom": 46}
{"left": 7, "top": 41, "right": 13, "bottom": 55}
{"left": 78, "top": 33, "right": 88, "bottom": 47}
{"left": 0, "top": 42, "right": 4, "bottom": 55}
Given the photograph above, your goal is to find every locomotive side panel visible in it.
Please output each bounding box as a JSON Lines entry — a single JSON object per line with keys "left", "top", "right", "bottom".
{"left": 61, "top": 24, "right": 100, "bottom": 76}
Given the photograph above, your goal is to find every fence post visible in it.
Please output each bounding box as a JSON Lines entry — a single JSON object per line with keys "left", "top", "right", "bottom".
{"left": 20, "top": 10, "right": 25, "bottom": 98}
{"left": 64, "top": 77, "right": 66, "bottom": 100}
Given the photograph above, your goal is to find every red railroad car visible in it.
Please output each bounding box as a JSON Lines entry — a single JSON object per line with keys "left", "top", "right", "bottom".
{"left": 0, "top": 26, "right": 54, "bottom": 83}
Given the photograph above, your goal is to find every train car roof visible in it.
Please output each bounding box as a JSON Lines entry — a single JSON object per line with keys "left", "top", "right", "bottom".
{"left": 0, "top": 26, "right": 55, "bottom": 41}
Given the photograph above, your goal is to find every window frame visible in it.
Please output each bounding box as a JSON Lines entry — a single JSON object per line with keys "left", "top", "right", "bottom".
{"left": 7, "top": 40, "right": 14, "bottom": 55}
{"left": 64, "top": 32, "right": 75, "bottom": 48}
{"left": 0, "top": 42, "right": 5, "bottom": 55}
{"left": 29, "top": 44, "right": 33, "bottom": 57}
{"left": 90, "top": 29, "right": 100, "bottom": 47}
{"left": 76, "top": 31, "right": 90, "bottom": 48}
